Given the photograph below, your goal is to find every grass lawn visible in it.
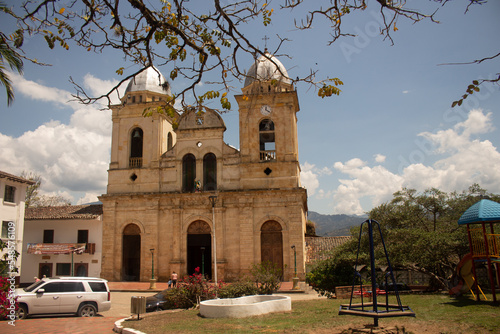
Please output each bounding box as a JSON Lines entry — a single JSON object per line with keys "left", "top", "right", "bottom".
{"left": 124, "top": 294, "right": 499, "bottom": 334}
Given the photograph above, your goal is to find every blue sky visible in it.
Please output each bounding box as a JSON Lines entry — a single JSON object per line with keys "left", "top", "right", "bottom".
{"left": 1, "top": 1, "right": 499, "bottom": 215}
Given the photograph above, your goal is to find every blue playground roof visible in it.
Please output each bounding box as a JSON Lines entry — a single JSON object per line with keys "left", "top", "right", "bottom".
{"left": 458, "top": 199, "right": 500, "bottom": 225}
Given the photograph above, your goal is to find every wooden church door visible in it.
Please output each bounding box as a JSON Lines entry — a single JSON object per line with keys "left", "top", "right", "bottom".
{"left": 260, "top": 221, "right": 283, "bottom": 277}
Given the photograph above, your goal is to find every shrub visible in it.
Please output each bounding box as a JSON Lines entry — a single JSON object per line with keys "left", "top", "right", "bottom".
{"left": 158, "top": 287, "right": 194, "bottom": 309}
{"left": 218, "top": 277, "right": 258, "bottom": 299}
{"left": 250, "top": 261, "right": 283, "bottom": 295}
{"left": 161, "top": 267, "right": 217, "bottom": 309}
{"left": 307, "top": 256, "right": 355, "bottom": 298}
{"left": 181, "top": 267, "right": 217, "bottom": 305}
{"left": 160, "top": 261, "right": 284, "bottom": 308}
{"left": 306, "top": 241, "right": 361, "bottom": 298}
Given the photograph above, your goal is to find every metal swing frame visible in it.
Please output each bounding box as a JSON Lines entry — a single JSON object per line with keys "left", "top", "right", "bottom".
{"left": 338, "top": 219, "right": 415, "bottom": 327}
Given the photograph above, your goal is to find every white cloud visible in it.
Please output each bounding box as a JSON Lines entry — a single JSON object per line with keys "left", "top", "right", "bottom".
{"left": 300, "top": 162, "right": 320, "bottom": 196}
{"left": 38, "top": 190, "right": 75, "bottom": 203}
{"left": 316, "top": 189, "right": 334, "bottom": 200}
{"left": 319, "top": 166, "right": 332, "bottom": 175}
{"left": 334, "top": 158, "right": 365, "bottom": 170}
{"left": 332, "top": 163, "right": 403, "bottom": 215}
{"left": 70, "top": 107, "right": 112, "bottom": 136}
{"left": 374, "top": 154, "right": 386, "bottom": 163}
{"left": 11, "top": 72, "right": 73, "bottom": 108}
{"left": 330, "top": 109, "right": 500, "bottom": 215}
{"left": 76, "top": 192, "right": 101, "bottom": 205}
{"left": 83, "top": 73, "right": 123, "bottom": 105}
{"left": 0, "top": 74, "right": 112, "bottom": 203}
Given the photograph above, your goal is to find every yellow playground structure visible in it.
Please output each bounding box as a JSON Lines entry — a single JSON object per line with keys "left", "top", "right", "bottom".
{"left": 456, "top": 199, "right": 500, "bottom": 302}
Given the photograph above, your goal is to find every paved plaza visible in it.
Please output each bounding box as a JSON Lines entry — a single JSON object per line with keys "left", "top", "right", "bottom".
{"left": 1, "top": 282, "right": 323, "bottom": 333}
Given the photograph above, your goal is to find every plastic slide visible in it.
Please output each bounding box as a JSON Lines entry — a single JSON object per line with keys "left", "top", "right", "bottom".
{"left": 449, "top": 253, "right": 487, "bottom": 300}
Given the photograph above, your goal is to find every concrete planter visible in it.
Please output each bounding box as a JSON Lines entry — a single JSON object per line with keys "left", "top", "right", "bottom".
{"left": 200, "top": 295, "right": 291, "bottom": 318}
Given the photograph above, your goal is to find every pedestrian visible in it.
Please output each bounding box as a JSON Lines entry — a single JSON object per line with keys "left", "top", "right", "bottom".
{"left": 171, "top": 271, "right": 178, "bottom": 287}
{"left": 168, "top": 279, "right": 172, "bottom": 288}
{"left": 34, "top": 276, "right": 40, "bottom": 282}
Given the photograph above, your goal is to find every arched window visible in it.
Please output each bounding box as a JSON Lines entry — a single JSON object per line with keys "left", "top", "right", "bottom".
{"left": 259, "top": 119, "right": 275, "bottom": 161}
{"left": 203, "top": 153, "right": 217, "bottom": 191}
{"left": 130, "top": 127, "right": 143, "bottom": 168}
{"left": 167, "top": 132, "right": 173, "bottom": 151}
{"left": 182, "top": 154, "right": 196, "bottom": 192}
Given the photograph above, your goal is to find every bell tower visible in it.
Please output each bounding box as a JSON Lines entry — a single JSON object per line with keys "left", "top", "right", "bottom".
{"left": 107, "top": 66, "right": 176, "bottom": 194}
{"left": 235, "top": 51, "right": 301, "bottom": 189}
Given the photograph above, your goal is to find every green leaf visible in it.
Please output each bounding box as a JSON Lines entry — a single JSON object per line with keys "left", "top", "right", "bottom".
{"left": 44, "top": 35, "right": 55, "bottom": 49}
{"left": 170, "top": 69, "right": 177, "bottom": 80}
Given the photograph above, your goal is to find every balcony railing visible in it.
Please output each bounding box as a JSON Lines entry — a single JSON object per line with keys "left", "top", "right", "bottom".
{"left": 260, "top": 150, "right": 276, "bottom": 161}
{"left": 83, "top": 243, "right": 95, "bottom": 255}
{"left": 129, "top": 157, "right": 143, "bottom": 168}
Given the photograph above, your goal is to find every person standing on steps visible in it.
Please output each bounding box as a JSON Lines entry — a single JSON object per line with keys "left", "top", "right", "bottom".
{"left": 171, "top": 271, "right": 178, "bottom": 287}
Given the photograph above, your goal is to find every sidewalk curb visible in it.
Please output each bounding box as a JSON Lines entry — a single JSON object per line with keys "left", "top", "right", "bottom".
{"left": 114, "top": 316, "right": 147, "bottom": 334}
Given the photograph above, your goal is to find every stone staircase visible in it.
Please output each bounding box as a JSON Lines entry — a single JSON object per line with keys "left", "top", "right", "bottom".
{"left": 278, "top": 281, "right": 315, "bottom": 293}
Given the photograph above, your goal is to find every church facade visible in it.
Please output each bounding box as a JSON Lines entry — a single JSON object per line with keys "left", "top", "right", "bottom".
{"left": 99, "top": 53, "right": 308, "bottom": 282}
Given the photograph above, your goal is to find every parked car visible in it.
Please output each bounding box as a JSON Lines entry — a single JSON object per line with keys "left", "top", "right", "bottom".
{"left": 15, "top": 276, "right": 111, "bottom": 319}
{"left": 145, "top": 289, "right": 169, "bottom": 312}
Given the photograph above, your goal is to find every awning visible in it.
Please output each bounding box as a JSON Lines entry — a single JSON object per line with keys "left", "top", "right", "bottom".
{"left": 27, "top": 243, "right": 86, "bottom": 254}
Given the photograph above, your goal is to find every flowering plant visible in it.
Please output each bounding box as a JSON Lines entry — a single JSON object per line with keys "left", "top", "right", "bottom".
{"left": 0, "top": 276, "right": 17, "bottom": 320}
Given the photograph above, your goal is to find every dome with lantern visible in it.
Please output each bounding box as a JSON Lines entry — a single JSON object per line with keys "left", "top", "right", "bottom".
{"left": 124, "top": 66, "right": 171, "bottom": 96}
{"left": 243, "top": 49, "right": 292, "bottom": 92}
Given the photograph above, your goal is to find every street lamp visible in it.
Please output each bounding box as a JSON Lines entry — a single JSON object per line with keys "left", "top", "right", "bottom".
{"left": 150, "top": 248, "right": 155, "bottom": 280}
{"left": 201, "top": 247, "right": 205, "bottom": 277}
{"left": 291, "top": 245, "right": 299, "bottom": 290}
{"left": 208, "top": 195, "right": 218, "bottom": 290}
{"left": 149, "top": 248, "right": 156, "bottom": 289}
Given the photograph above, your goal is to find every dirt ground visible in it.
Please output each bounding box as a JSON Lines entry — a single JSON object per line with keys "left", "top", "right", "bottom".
{"left": 308, "top": 319, "right": 493, "bottom": 334}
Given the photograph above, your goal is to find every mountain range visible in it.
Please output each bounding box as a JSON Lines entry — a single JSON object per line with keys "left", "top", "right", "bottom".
{"left": 308, "top": 211, "right": 367, "bottom": 237}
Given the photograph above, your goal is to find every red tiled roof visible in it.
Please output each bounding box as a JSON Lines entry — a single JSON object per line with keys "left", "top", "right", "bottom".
{"left": 0, "top": 170, "right": 36, "bottom": 185}
{"left": 25, "top": 204, "right": 103, "bottom": 220}
{"left": 305, "top": 236, "right": 352, "bottom": 263}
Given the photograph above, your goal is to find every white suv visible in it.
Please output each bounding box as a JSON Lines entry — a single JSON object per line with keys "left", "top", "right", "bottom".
{"left": 15, "top": 276, "right": 111, "bottom": 319}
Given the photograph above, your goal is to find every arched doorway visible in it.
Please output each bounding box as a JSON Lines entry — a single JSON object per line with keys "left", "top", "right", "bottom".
{"left": 39, "top": 263, "right": 52, "bottom": 278}
{"left": 187, "top": 221, "right": 212, "bottom": 279}
{"left": 122, "top": 223, "right": 141, "bottom": 281}
{"left": 261, "top": 221, "right": 283, "bottom": 277}
{"left": 75, "top": 263, "right": 88, "bottom": 277}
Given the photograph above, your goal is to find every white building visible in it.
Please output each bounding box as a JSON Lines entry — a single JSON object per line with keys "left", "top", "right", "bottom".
{"left": 20, "top": 204, "right": 103, "bottom": 284}
{"left": 0, "top": 170, "right": 33, "bottom": 283}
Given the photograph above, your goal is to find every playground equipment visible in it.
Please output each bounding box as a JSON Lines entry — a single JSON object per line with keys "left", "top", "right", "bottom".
{"left": 449, "top": 253, "right": 487, "bottom": 300}
{"left": 339, "top": 219, "right": 415, "bottom": 327}
{"left": 456, "top": 199, "right": 500, "bottom": 302}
